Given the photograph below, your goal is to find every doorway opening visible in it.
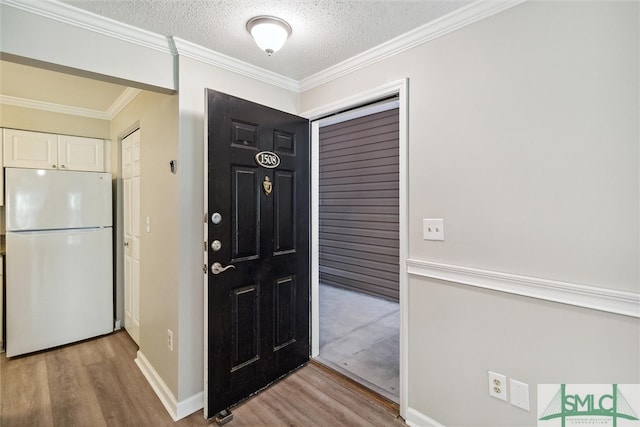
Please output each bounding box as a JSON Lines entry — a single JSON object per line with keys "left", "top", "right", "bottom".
{"left": 313, "top": 99, "right": 401, "bottom": 402}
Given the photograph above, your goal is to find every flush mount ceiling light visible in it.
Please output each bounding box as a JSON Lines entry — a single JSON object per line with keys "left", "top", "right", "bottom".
{"left": 246, "top": 16, "right": 292, "bottom": 56}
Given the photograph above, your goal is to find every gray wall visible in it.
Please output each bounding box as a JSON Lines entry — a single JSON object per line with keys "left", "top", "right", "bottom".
{"left": 301, "top": 1, "right": 639, "bottom": 425}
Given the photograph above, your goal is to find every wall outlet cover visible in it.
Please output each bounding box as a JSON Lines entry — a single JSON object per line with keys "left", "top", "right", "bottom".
{"left": 488, "top": 371, "right": 507, "bottom": 401}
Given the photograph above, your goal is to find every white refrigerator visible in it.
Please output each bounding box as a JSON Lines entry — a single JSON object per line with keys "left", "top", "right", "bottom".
{"left": 5, "top": 167, "right": 113, "bottom": 357}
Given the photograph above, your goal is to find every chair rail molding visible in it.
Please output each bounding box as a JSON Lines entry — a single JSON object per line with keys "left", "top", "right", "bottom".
{"left": 407, "top": 258, "right": 640, "bottom": 318}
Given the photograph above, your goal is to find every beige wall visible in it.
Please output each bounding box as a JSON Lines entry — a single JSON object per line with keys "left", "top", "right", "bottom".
{"left": 110, "top": 90, "right": 180, "bottom": 396}
{"left": 0, "top": 104, "right": 110, "bottom": 138}
{"left": 301, "top": 1, "right": 639, "bottom": 425}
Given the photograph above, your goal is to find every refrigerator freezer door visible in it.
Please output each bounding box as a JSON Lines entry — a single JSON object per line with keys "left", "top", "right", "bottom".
{"left": 6, "top": 228, "right": 113, "bottom": 357}
{"left": 5, "top": 168, "right": 112, "bottom": 231}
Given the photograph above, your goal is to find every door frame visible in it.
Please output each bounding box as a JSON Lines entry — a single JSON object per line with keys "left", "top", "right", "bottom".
{"left": 301, "top": 78, "right": 409, "bottom": 419}
{"left": 115, "top": 122, "right": 141, "bottom": 332}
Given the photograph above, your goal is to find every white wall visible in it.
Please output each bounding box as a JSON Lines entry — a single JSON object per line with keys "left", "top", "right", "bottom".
{"left": 301, "top": 1, "right": 639, "bottom": 425}
{"left": 0, "top": 2, "right": 175, "bottom": 92}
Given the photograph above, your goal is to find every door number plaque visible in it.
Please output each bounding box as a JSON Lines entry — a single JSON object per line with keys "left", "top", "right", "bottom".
{"left": 255, "top": 151, "right": 280, "bottom": 169}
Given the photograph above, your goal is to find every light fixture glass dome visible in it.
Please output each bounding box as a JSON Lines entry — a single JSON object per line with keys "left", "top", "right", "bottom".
{"left": 246, "top": 16, "right": 292, "bottom": 56}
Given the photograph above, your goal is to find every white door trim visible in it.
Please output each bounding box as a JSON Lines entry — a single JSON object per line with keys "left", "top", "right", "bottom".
{"left": 302, "top": 78, "right": 409, "bottom": 419}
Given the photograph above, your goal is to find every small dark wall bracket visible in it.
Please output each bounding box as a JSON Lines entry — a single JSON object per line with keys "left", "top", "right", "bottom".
{"left": 169, "top": 160, "right": 177, "bottom": 174}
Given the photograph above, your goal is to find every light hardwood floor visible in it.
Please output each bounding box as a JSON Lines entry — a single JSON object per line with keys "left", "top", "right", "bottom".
{"left": 1, "top": 331, "right": 405, "bottom": 426}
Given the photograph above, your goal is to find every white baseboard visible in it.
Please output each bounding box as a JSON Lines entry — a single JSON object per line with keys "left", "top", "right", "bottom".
{"left": 135, "top": 351, "right": 203, "bottom": 421}
{"left": 176, "top": 390, "right": 204, "bottom": 420}
{"left": 405, "top": 407, "right": 445, "bottom": 427}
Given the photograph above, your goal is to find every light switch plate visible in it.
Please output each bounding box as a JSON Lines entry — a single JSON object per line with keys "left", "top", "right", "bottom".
{"left": 423, "top": 219, "right": 444, "bottom": 241}
{"left": 509, "top": 378, "right": 530, "bottom": 411}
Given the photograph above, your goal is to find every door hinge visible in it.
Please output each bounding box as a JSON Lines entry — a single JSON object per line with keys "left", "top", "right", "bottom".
{"left": 204, "top": 241, "right": 207, "bottom": 251}
{"left": 203, "top": 212, "right": 208, "bottom": 223}
{"left": 203, "top": 264, "right": 208, "bottom": 274}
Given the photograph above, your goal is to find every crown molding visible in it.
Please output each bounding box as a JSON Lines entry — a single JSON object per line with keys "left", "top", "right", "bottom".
{"left": 299, "top": 0, "right": 527, "bottom": 92}
{"left": 2, "top": 0, "right": 527, "bottom": 94}
{"left": 1, "top": 0, "right": 174, "bottom": 54}
{"left": 172, "top": 37, "right": 300, "bottom": 93}
{"left": 407, "top": 258, "right": 640, "bottom": 318}
{"left": 106, "top": 87, "right": 141, "bottom": 118}
{"left": 0, "top": 87, "right": 141, "bottom": 120}
{"left": 0, "top": 94, "right": 110, "bottom": 120}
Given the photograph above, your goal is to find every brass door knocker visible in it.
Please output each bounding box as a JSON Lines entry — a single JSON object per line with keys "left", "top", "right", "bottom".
{"left": 263, "top": 176, "right": 272, "bottom": 195}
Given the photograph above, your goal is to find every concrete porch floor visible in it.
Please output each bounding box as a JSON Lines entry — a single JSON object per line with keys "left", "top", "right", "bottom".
{"left": 317, "top": 283, "right": 400, "bottom": 402}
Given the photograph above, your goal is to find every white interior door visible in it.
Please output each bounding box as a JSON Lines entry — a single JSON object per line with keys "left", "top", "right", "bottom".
{"left": 123, "top": 129, "right": 141, "bottom": 344}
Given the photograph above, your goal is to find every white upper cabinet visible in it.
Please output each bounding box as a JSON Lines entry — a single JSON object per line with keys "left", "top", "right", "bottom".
{"left": 3, "top": 129, "right": 57, "bottom": 170}
{"left": 3, "top": 129, "right": 106, "bottom": 172}
{"left": 58, "top": 135, "right": 105, "bottom": 172}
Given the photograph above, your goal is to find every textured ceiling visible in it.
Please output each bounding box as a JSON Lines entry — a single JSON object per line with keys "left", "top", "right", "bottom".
{"left": 2, "top": 1, "right": 473, "bottom": 114}
{"left": 59, "top": 0, "right": 472, "bottom": 80}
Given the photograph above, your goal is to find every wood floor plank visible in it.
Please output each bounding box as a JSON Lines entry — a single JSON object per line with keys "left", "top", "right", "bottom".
{"left": 1, "top": 331, "right": 406, "bottom": 426}
{"left": 86, "top": 351, "right": 172, "bottom": 426}
{"left": 45, "top": 346, "right": 106, "bottom": 427}
{"left": 289, "top": 374, "right": 378, "bottom": 426}
{"left": 75, "top": 333, "right": 116, "bottom": 366}
{"left": 294, "top": 364, "right": 403, "bottom": 426}
{"left": 86, "top": 356, "right": 145, "bottom": 426}
{"left": 1, "top": 353, "right": 54, "bottom": 427}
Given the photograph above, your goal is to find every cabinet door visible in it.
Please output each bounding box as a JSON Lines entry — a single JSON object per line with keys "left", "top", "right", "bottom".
{"left": 58, "top": 135, "right": 105, "bottom": 172}
{"left": 3, "top": 129, "right": 58, "bottom": 169}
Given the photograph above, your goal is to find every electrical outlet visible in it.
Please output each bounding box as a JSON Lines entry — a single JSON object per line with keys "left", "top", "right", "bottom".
{"left": 167, "top": 329, "right": 173, "bottom": 351}
{"left": 423, "top": 219, "right": 444, "bottom": 241}
{"left": 488, "top": 371, "right": 507, "bottom": 401}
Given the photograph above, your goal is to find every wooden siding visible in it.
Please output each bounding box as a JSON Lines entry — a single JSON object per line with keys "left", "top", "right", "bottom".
{"left": 319, "top": 108, "right": 400, "bottom": 301}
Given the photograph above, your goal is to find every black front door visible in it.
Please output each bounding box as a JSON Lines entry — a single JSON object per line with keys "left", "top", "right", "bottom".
{"left": 205, "top": 90, "right": 310, "bottom": 418}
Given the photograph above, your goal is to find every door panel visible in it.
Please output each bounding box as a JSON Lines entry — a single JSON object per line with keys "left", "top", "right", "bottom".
{"left": 274, "top": 171, "right": 295, "bottom": 254}
{"left": 230, "top": 284, "right": 260, "bottom": 371}
{"left": 273, "top": 276, "right": 296, "bottom": 350}
{"left": 231, "top": 167, "right": 260, "bottom": 261}
{"left": 206, "top": 90, "right": 310, "bottom": 418}
{"left": 123, "top": 129, "right": 141, "bottom": 344}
